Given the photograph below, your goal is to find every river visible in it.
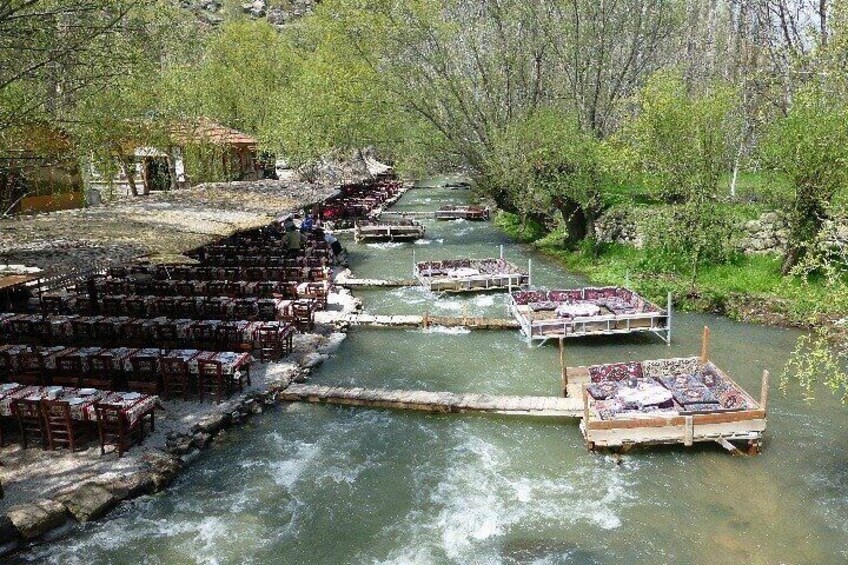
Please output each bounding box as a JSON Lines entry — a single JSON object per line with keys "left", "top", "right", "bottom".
{"left": 17, "top": 185, "right": 848, "bottom": 564}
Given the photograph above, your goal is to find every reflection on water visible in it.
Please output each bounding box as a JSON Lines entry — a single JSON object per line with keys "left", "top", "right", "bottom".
{"left": 18, "top": 188, "right": 848, "bottom": 564}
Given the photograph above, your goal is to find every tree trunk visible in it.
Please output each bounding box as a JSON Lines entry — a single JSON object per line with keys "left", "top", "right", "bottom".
{"left": 555, "top": 197, "right": 589, "bottom": 249}
{"left": 118, "top": 154, "right": 138, "bottom": 197}
{"left": 166, "top": 146, "right": 179, "bottom": 191}
{"left": 781, "top": 185, "right": 828, "bottom": 275}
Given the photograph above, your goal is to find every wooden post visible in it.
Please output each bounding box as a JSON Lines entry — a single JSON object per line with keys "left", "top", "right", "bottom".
{"left": 700, "top": 326, "right": 711, "bottom": 363}
{"left": 760, "top": 369, "right": 770, "bottom": 412}
{"left": 559, "top": 338, "right": 568, "bottom": 397}
{"left": 423, "top": 311, "right": 429, "bottom": 330}
{"left": 582, "top": 385, "right": 591, "bottom": 448}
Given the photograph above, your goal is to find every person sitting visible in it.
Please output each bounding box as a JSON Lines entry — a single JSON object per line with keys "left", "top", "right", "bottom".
{"left": 285, "top": 226, "right": 303, "bottom": 256}
{"left": 300, "top": 214, "right": 314, "bottom": 233}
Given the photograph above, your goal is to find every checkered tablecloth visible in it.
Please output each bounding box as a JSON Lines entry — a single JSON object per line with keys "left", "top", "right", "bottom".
{"left": 189, "top": 351, "right": 254, "bottom": 375}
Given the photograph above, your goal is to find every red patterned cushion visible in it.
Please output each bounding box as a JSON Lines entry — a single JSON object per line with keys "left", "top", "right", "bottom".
{"left": 589, "top": 361, "right": 644, "bottom": 383}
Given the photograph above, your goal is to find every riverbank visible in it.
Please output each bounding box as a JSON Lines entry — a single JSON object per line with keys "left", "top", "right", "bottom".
{"left": 0, "top": 284, "right": 360, "bottom": 556}
{"left": 493, "top": 212, "right": 844, "bottom": 331}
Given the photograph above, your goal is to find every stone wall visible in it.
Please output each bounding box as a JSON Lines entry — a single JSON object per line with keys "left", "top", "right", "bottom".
{"left": 593, "top": 207, "right": 848, "bottom": 257}
{"left": 737, "top": 212, "right": 789, "bottom": 254}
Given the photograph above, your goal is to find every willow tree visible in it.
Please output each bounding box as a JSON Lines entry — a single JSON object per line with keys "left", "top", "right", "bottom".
{"left": 0, "top": 0, "right": 144, "bottom": 137}
{"left": 760, "top": 85, "right": 848, "bottom": 274}
{"left": 485, "top": 108, "right": 604, "bottom": 248}
{"left": 620, "top": 71, "right": 740, "bottom": 285}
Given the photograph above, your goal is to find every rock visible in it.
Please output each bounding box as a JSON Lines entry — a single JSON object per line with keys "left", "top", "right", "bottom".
{"left": 293, "top": 371, "right": 308, "bottom": 383}
{"left": 7, "top": 500, "right": 68, "bottom": 540}
{"left": 191, "top": 412, "right": 229, "bottom": 435}
{"left": 0, "top": 515, "right": 21, "bottom": 548}
{"left": 166, "top": 434, "right": 194, "bottom": 456}
{"left": 60, "top": 483, "right": 117, "bottom": 522}
{"left": 761, "top": 212, "right": 779, "bottom": 223}
{"left": 301, "top": 352, "right": 328, "bottom": 369}
{"left": 241, "top": 0, "right": 266, "bottom": 17}
{"left": 192, "top": 432, "right": 212, "bottom": 449}
{"left": 102, "top": 472, "right": 156, "bottom": 500}
{"left": 745, "top": 219, "right": 762, "bottom": 232}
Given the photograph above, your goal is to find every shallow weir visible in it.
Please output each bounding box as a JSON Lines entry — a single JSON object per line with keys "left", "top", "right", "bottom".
{"left": 17, "top": 187, "right": 848, "bottom": 564}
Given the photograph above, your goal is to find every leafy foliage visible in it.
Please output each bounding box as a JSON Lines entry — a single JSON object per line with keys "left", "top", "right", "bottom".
{"left": 760, "top": 84, "right": 848, "bottom": 273}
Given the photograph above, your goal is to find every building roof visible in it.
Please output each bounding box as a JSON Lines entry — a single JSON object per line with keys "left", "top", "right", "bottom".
{"left": 172, "top": 119, "right": 258, "bottom": 148}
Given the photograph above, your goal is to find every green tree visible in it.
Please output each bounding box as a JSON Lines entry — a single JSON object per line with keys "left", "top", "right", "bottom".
{"left": 484, "top": 108, "right": 603, "bottom": 248}
{"left": 761, "top": 86, "right": 848, "bottom": 275}
{"left": 621, "top": 71, "right": 739, "bottom": 285}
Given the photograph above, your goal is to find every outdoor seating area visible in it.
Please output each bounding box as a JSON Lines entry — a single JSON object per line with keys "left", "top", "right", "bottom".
{"left": 320, "top": 177, "right": 405, "bottom": 228}
{"left": 509, "top": 286, "right": 672, "bottom": 344}
{"left": 0, "top": 344, "right": 253, "bottom": 396}
{"left": 434, "top": 205, "right": 490, "bottom": 221}
{"left": 413, "top": 258, "right": 529, "bottom": 293}
{"left": 354, "top": 219, "right": 426, "bottom": 242}
{"left": 572, "top": 329, "right": 767, "bottom": 452}
{"left": 0, "top": 383, "right": 156, "bottom": 456}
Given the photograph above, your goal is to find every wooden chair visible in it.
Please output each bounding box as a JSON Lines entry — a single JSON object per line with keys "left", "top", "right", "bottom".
{"left": 84, "top": 354, "right": 117, "bottom": 390}
{"left": 104, "top": 280, "right": 127, "bottom": 295}
{"left": 52, "top": 355, "right": 83, "bottom": 387}
{"left": 257, "top": 300, "right": 279, "bottom": 321}
{"left": 94, "top": 319, "right": 120, "bottom": 347}
{"left": 192, "top": 324, "right": 219, "bottom": 351}
{"left": 30, "top": 319, "right": 53, "bottom": 346}
{"left": 153, "top": 280, "right": 176, "bottom": 296}
{"left": 217, "top": 323, "right": 248, "bottom": 352}
{"left": 41, "top": 399, "right": 86, "bottom": 452}
{"left": 197, "top": 359, "right": 228, "bottom": 403}
{"left": 70, "top": 319, "right": 95, "bottom": 346}
{"left": 176, "top": 297, "right": 199, "bottom": 319}
{"left": 40, "top": 295, "right": 66, "bottom": 315}
{"left": 125, "top": 297, "right": 148, "bottom": 318}
{"left": 101, "top": 296, "right": 124, "bottom": 316}
{"left": 0, "top": 351, "right": 12, "bottom": 383}
{"left": 292, "top": 302, "right": 313, "bottom": 332}
{"left": 155, "top": 296, "right": 179, "bottom": 318}
{"left": 257, "top": 327, "right": 282, "bottom": 362}
{"left": 155, "top": 321, "right": 183, "bottom": 349}
{"left": 232, "top": 299, "right": 258, "bottom": 321}
{"left": 245, "top": 267, "right": 265, "bottom": 282}
{"left": 95, "top": 402, "right": 154, "bottom": 457}
{"left": 175, "top": 281, "right": 196, "bottom": 296}
{"left": 13, "top": 398, "right": 46, "bottom": 449}
{"left": 121, "top": 319, "right": 148, "bottom": 347}
{"left": 160, "top": 358, "right": 192, "bottom": 401}
{"left": 17, "top": 352, "right": 46, "bottom": 386}
{"left": 128, "top": 355, "right": 161, "bottom": 395}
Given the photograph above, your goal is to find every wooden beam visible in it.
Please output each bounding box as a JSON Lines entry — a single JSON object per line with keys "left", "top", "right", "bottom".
{"left": 700, "top": 326, "right": 711, "bottom": 363}
{"left": 760, "top": 369, "right": 770, "bottom": 412}
{"left": 715, "top": 437, "right": 743, "bottom": 455}
{"left": 559, "top": 338, "right": 568, "bottom": 397}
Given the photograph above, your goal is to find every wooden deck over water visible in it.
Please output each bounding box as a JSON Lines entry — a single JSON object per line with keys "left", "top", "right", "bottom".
{"left": 279, "top": 384, "right": 584, "bottom": 418}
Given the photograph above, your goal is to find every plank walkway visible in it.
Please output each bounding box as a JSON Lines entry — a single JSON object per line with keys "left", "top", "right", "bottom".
{"left": 279, "top": 384, "right": 583, "bottom": 418}
{"left": 342, "top": 314, "right": 519, "bottom": 330}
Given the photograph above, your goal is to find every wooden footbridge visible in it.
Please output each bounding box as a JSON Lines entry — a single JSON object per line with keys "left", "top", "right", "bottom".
{"left": 342, "top": 313, "right": 520, "bottom": 330}
{"left": 279, "top": 384, "right": 583, "bottom": 418}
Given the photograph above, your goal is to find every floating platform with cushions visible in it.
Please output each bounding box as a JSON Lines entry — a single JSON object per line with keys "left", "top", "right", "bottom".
{"left": 509, "top": 286, "right": 672, "bottom": 345}
{"left": 354, "top": 219, "right": 426, "bottom": 242}
{"left": 434, "top": 205, "right": 490, "bottom": 221}
{"left": 413, "top": 258, "right": 529, "bottom": 293}
{"left": 567, "top": 327, "right": 768, "bottom": 454}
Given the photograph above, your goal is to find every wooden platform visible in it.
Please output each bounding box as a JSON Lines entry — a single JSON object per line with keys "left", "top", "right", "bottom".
{"left": 279, "top": 384, "right": 583, "bottom": 418}
{"left": 354, "top": 221, "right": 425, "bottom": 242}
{"left": 569, "top": 329, "right": 769, "bottom": 454}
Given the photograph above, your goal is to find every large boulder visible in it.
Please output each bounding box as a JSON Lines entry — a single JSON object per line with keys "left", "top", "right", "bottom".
{"left": 6, "top": 500, "right": 67, "bottom": 540}
{"left": 60, "top": 483, "right": 118, "bottom": 522}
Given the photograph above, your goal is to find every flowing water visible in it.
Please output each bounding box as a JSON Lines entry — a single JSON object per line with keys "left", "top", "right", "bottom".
{"left": 17, "top": 186, "right": 848, "bottom": 564}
